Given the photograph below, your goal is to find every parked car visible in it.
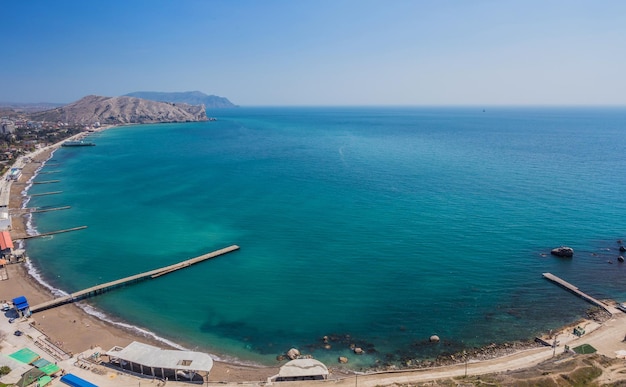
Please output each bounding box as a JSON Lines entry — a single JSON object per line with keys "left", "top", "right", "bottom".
{"left": 14, "top": 330, "right": 22, "bottom": 336}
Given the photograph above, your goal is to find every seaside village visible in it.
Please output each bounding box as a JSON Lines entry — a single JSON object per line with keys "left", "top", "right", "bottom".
{"left": 0, "top": 124, "right": 334, "bottom": 386}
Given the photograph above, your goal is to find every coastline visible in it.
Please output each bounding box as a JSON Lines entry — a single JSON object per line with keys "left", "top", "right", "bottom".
{"left": 0, "top": 129, "right": 279, "bottom": 384}
{"left": 0, "top": 126, "right": 624, "bottom": 385}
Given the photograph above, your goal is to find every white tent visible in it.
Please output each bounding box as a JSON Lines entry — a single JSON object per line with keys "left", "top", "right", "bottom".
{"left": 270, "top": 358, "right": 329, "bottom": 382}
{"left": 106, "top": 341, "right": 213, "bottom": 382}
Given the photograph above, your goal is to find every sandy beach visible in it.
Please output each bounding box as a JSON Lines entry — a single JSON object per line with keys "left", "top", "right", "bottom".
{"left": 1, "top": 130, "right": 626, "bottom": 386}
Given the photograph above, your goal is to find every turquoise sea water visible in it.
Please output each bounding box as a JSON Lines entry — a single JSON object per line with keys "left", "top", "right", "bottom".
{"left": 24, "top": 107, "right": 626, "bottom": 367}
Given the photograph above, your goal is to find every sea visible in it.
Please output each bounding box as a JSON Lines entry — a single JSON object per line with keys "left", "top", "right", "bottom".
{"left": 22, "top": 106, "right": 626, "bottom": 368}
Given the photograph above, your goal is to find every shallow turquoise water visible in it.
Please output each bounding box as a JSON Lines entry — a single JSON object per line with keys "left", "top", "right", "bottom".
{"left": 25, "top": 107, "right": 626, "bottom": 367}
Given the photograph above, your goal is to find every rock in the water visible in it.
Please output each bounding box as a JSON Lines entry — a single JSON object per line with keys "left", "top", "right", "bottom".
{"left": 620, "top": 246, "right": 626, "bottom": 252}
{"left": 286, "top": 348, "right": 300, "bottom": 360}
{"left": 338, "top": 356, "right": 349, "bottom": 364}
{"left": 619, "top": 256, "right": 624, "bottom": 263}
{"left": 429, "top": 335, "right": 440, "bottom": 343}
{"left": 550, "top": 246, "right": 574, "bottom": 257}
{"left": 353, "top": 347, "right": 364, "bottom": 354}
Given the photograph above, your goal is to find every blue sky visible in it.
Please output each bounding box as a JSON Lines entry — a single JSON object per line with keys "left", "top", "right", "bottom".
{"left": 2, "top": 0, "right": 625, "bottom": 106}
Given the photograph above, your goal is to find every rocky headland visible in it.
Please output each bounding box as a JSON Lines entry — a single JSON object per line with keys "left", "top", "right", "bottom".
{"left": 28, "top": 95, "right": 208, "bottom": 125}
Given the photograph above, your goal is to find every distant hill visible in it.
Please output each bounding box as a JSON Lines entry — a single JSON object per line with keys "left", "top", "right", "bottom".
{"left": 124, "top": 91, "right": 237, "bottom": 109}
{"left": 28, "top": 95, "right": 208, "bottom": 125}
{"left": 0, "top": 102, "right": 64, "bottom": 113}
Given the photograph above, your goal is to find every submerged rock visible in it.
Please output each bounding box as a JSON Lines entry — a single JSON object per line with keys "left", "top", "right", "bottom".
{"left": 551, "top": 246, "right": 574, "bottom": 257}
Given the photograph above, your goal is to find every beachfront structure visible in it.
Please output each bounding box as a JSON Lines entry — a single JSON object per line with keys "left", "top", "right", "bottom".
{"left": 59, "top": 373, "right": 98, "bottom": 387}
{"left": 106, "top": 341, "right": 213, "bottom": 383}
{"left": 0, "top": 209, "right": 10, "bottom": 231}
{"left": 0, "top": 230, "right": 14, "bottom": 257}
{"left": 12, "top": 295, "right": 31, "bottom": 317}
{"left": 7, "top": 167, "right": 21, "bottom": 181}
{"left": 268, "top": 358, "right": 329, "bottom": 383}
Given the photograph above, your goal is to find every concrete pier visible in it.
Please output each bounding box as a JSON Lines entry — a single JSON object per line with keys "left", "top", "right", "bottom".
{"left": 30, "top": 191, "right": 63, "bottom": 197}
{"left": 30, "top": 245, "right": 240, "bottom": 312}
{"left": 28, "top": 206, "right": 71, "bottom": 213}
{"left": 33, "top": 180, "right": 60, "bottom": 184}
{"left": 15, "top": 226, "right": 87, "bottom": 240}
{"left": 542, "top": 272, "right": 618, "bottom": 315}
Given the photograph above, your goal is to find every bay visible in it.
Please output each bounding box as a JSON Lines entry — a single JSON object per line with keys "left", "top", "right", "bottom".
{"left": 25, "top": 107, "right": 626, "bottom": 367}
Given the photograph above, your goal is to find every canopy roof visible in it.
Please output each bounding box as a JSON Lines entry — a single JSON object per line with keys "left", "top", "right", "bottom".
{"left": 12, "top": 296, "right": 29, "bottom": 311}
{"left": 38, "top": 375, "right": 53, "bottom": 386}
{"left": 32, "top": 358, "right": 51, "bottom": 368}
{"left": 60, "top": 373, "right": 98, "bottom": 387}
{"left": 278, "top": 358, "right": 329, "bottom": 378}
{"left": 39, "top": 362, "right": 61, "bottom": 375}
{"left": 0, "top": 231, "right": 13, "bottom": 250}
{"left": 9, "top": 348, "right": 40, "bottom": 364}
{"left": 106, "top": 341, "right": 213, "bottom": 373}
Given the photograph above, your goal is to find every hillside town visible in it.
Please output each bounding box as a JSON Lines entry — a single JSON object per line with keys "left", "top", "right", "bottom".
{"left": 0, "top": 110, "right": 97, "bottom": 175}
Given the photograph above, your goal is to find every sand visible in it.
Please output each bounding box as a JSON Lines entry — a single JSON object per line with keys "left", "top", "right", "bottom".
{"left": 1, "top": 130, "right": 625, "bottom": 386}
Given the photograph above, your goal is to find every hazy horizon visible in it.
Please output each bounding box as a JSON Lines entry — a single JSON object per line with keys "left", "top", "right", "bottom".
{"left": 2, "top": 1, "right": 625, "bottom": 106}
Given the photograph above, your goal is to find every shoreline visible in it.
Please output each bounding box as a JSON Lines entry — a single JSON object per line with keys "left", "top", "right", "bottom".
{"left": 1, "top": 129, "right": 279, "bottom": 384}
{"left": 1, "top": 127, "right": 625, "bottom": 385}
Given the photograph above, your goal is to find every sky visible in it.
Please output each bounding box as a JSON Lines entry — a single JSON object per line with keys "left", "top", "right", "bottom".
{"left": 1, "top": 0, "right": 625, "bottom": 106}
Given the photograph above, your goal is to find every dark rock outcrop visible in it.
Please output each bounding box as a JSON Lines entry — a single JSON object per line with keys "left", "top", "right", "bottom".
{"left": 551, "top": 246, "right": 574, "bottom": 257}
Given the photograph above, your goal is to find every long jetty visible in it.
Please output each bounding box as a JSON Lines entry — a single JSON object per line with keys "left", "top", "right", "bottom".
{"left": 16, "top": 226, "right": 87, "bottom": 240}
{"left": 13, "top": 206, "right": 71, "bottom": 214}
{"left": 33, "top": 180, "right": 60, "bottom": 185}
{"left": 30, "top": 191, "right": 63, "bottom": 197}
{"left": 30, "top": 245, "right": 239, "bottom": 313}
{"left": 542, "top": 272, "right": 618, "bottom": 315}
{"left": 28, "top": 206, "right": 71, "bottom": 213}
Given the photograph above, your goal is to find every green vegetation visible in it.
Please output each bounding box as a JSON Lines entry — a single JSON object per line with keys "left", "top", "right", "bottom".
{"left": 572, "top": 344, "right": 597, "bottom": 354}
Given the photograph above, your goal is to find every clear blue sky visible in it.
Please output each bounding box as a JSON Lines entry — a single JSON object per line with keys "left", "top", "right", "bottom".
{"left": 2, "top": 0, "right": 625, "bottom": 106}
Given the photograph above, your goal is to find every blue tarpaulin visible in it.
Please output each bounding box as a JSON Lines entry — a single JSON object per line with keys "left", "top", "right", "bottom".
{"left": 60, "top": 373, "right": 99, "bottom": 387}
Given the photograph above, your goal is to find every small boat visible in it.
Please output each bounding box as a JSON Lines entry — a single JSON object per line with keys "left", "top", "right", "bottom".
{"left": 62, "top": 140, "right": 95, "bottom": 147}
{"left": 619, "top": 256, "right": 624, "bottom": 263}
{"left": 617, "top": 303, "right": 626, "bottom": 313}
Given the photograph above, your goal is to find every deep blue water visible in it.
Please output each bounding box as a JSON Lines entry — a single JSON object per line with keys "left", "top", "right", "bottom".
{"left": 24, "top": 107, "right": 626, "bottom": 367}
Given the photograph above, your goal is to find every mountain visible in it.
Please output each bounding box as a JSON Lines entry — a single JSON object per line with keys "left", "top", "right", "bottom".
{"left": 28, "top": 95, "right": 208, "bottom": 125}
{"left": 124, "top": 91, "right": 237, "bottom": 109}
